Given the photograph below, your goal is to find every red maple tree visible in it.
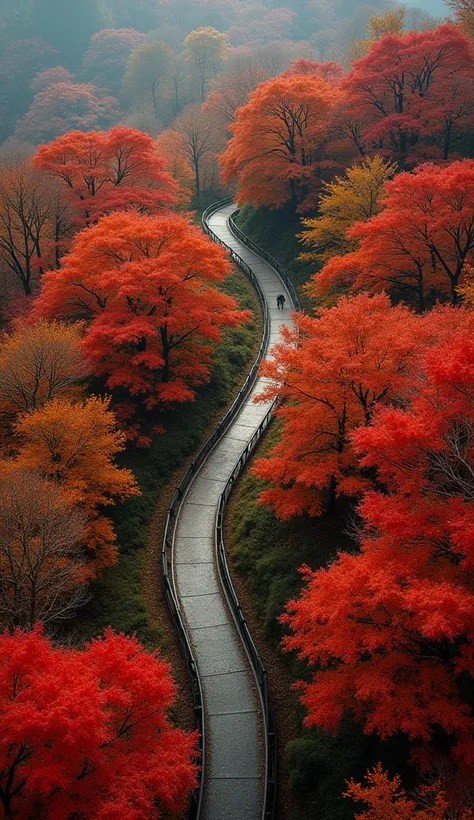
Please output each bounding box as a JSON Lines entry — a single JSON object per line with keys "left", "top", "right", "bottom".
{"left": 339, "top": 24, "right": 474, "bottom": 163}
{"left": 32, "top": 211, "right": 249, "bottom": 417}
{"left": 314, "top": 160, "right": 474, "bottom": 310}
{"left": 0, "top": 627, "right": 197, "bottom": 819}
{"left": 282, "top": 318, "right": 474, "bottom": 772}
{"left": 253, "top": 293, "right": 419, "bottom": 517}
{"left": 33, "top": 127, "right": 178, "bottom": 224}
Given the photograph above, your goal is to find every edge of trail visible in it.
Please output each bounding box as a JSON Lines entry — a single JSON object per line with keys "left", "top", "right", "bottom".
{"left": 161, "top": 198, "right": 298, "bottom": 820}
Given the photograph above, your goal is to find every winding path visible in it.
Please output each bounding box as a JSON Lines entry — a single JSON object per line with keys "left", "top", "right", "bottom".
{"left": 172, "top": 202, "right": 295, "bottom": 820}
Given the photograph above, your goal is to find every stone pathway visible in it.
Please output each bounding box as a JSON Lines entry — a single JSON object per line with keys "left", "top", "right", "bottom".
{"left": 172, "top": 202, "right": 295, "bottom": 820}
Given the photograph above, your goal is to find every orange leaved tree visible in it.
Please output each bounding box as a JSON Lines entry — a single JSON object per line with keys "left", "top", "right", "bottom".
{"left": 282, "top": 322, "right": 474, "bottom": 772}
{"left": 346, "top": 765, "right": 473, "bottom": 820}
{"left": 219, "top": 70, "right": 344, "bottom": 211}
{"left": 32, "top": 211, "right": 250, "bottom": 415}
{"left": 0, "top": 466, "right": 87, "bottom": 631}
{"left": 12, "top": 397, "right": 138, "bottom": 573}
{"left": 314, "top": 160, "right": 474, "bottom": 310}
{"left": 0, "top": 628, "right": 197, "bottom": 819}
{"left": 253, "top": 293, "right": 418, "bottom": 517}
{"left": 33, "top": 126, "right": 178, "bottom": 224}
{"left": 0, "top": 320, "right": 89, "bottom": 420}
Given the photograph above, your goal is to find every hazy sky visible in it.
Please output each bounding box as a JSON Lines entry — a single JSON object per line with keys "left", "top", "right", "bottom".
{"left": 405, "top": 0, "right": 448, "bottom": 15}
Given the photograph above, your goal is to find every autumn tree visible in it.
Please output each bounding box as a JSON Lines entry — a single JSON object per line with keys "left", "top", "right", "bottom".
{"left": 220, "top": 70, "right": 343, "bottom": 210}
{"left": 0, "top": 320, "right": 89, "bottom": 430}
{"left": 0, "top": 466, "right": 87, "bottom": 631}
{"left": 0, "top": 628, "right": 197, "bottom": 818}
{"left": 299, "top": 155, "right": 396, "bottom": 263}
{"left": 15, "top": 81, "right": 119, "bottom": 144}
{"left": 121, "top": 39, "right": 173, "bottom": 116}
{"left": 349, "top": 8, "right": 406, "bottom": 61}
{"left": 253, "top": 293, "right": 418, "bottom": 517}
{"left": 83, "top": 28, "right": 146, "bottom": 95}
{"left": 340, "top": 24, "right": 474, "bottom": 163}
{"left": 32, "top": 211, "right": 249, "bottom": 419}
{"left": 346, "top": 765, "right": 474, "bottom": 820}
{"left": 154, "top": 129, "right": 194, "bottom": 204}
{"left": 447, "top": 0, "right": 474, "bottom": 39}
{"left": 34, "top": 126, "right": 178, "bottom": 224}
{"left": 0, "top": 154, "right": 64, "bottom": 296}
{"left": 283, "top": 320, "right": 474, "bottom": 772}
{"left": 30, "top": 66, "right": 74, "bottom": 93}
{"left": 314, "top": 160, "right": 474, "bottom": 310}
{"left": 205, "top": 58, "right": 270, "bottom": 129}
{"left": 183, "top": 26, "right": 229, "bottom": 102}
{"left": 0, "top": 36, "right": 56, "bottom": 142}
{"left": 12, "top": 397, "right": 138, "bottom": 571}
{"left": 158, "top": 104, "right": 225, "bottom": 201}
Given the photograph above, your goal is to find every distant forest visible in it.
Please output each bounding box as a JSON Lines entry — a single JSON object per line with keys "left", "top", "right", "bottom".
{"left": 0, "top": 0, "right": 445, "bottom": 145}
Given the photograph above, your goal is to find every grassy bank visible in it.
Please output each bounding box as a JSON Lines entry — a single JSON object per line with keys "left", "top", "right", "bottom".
{"left": 76, "top": 268, "right": 262, "bottom": 653}
{"left": 235, "top": 203, "right": 318, "bottom": 312}
{"left": 227, "top": 424, "right": 410, "bottom": 820}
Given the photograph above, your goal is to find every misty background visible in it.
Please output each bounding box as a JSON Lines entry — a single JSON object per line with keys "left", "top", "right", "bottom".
{"left": 0, "top": 0, "right": 451, "bottom": 147}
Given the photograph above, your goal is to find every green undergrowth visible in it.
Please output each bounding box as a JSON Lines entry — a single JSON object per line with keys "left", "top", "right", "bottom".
{"left": 76, "top": 268, "right": 261, "bottom": 650}
{"left": 236, "top": 203, "right": 318, "bottom": 312}
{"left": 229, "top": 423, "right": 410, "bottom": 820}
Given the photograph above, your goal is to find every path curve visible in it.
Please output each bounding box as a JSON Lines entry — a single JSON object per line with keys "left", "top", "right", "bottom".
{"left": 171, "top": 202, "right": 295, "bottom": 820}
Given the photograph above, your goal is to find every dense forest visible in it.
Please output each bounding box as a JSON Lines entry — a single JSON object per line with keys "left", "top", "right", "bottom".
{"left": 4, "top": 0, "right": 474, "bottom": 818}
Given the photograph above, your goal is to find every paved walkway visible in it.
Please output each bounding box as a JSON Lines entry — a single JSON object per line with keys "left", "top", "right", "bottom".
{"left": 172, "top": 202, "right": 294, "bottom": 820}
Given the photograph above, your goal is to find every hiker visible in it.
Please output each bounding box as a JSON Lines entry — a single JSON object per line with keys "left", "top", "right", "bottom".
{"left": 277, "top": 293, "right": 286, "bottom": 309}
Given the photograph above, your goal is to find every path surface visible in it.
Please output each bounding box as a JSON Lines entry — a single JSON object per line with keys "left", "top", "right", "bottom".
{"left": 172, "top": 202, "right": 294, "bottom": 820}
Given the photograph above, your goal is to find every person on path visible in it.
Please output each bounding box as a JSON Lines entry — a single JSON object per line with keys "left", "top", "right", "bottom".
{"left": 277, "top": 293, "right": 286, "bottom": 309}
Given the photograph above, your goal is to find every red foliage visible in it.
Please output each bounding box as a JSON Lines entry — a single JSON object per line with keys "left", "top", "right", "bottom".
{"left": 283, "top": 317, "right": 474, "bottom": 771}
{"left": 282, "top": 59, "right": 343, "bottom": 79}
{"left": 34, "top": 126, "right": 178, "bottom": 223}
{"left": 253, "top": 293, "right": 419, "bottom": 517}
{"left": 314, "top": 160, "right": 474, "bottom": 310}
{"left": 32, "top": 210, "right": 249, "bottom": 413}
{"left": 340, "top": 24, "right": 474, "bottom": 163}
{"left": 0, "top": 627, "right": 197, "bottom": 818}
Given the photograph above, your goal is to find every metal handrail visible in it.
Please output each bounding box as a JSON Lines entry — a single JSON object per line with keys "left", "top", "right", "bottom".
{"left": 161, "top": 197, "right": 277, "bottom": 820}
{"left": 215, "top": 399, "right": 278, "bottom": 820}
{"left": 228, "top": 211, "right": 301, "bottom": 312}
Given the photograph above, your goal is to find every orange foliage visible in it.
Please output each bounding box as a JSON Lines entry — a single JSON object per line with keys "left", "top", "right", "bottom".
{"left": 32, "top": 211, "right": 249, "bottom": 418}
{"left": 253, "top": 293, "right": 419, "bottom": 517}
{"left": 346, "top": 765, "right": 473, "bottom": 820}
{"left": 0, "top": 320, "right": 89, "bottom": 421}
{"left": 219, "top": 70, "right": 346, "bottom": 211}
{"left": 10, "top": 397, "right": 138, "bottom": 573}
